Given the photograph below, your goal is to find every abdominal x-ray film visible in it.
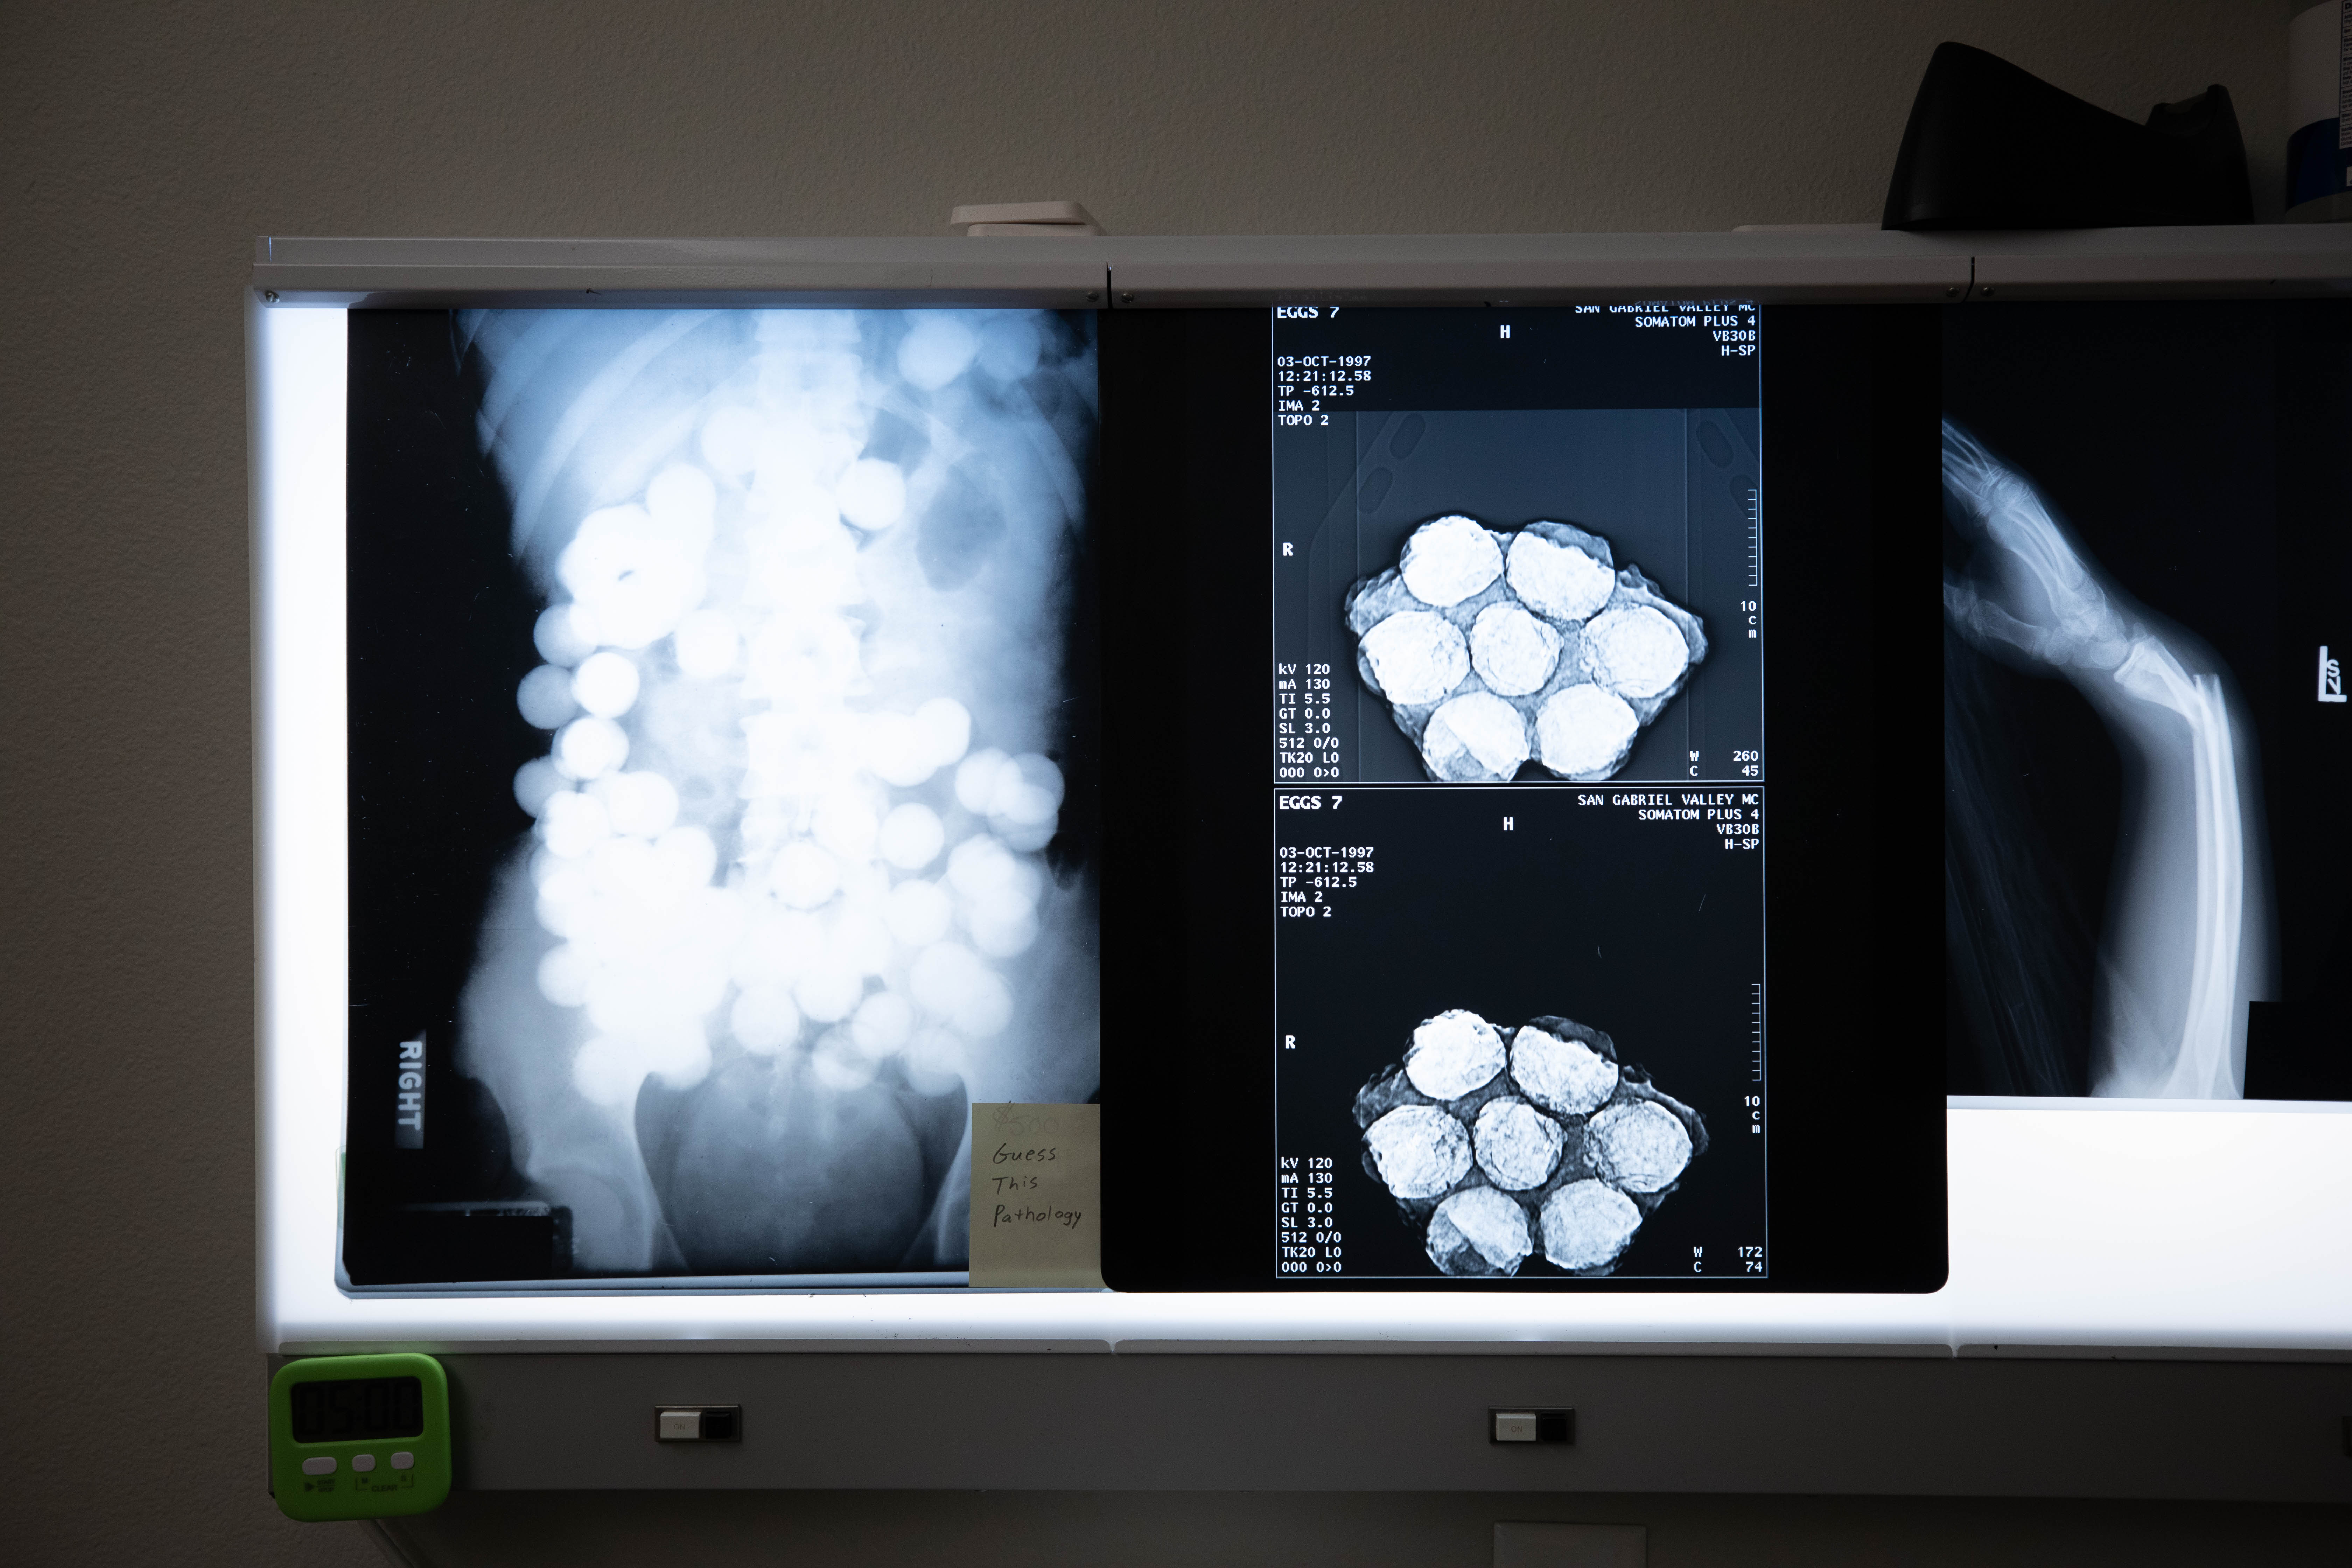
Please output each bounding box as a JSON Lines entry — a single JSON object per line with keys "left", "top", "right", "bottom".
{"left": 1943, "top": 301, "right": 2352, "bottom": 1106}
{"left": 342, "top": 310, "right": 1099, "bottom": 1286}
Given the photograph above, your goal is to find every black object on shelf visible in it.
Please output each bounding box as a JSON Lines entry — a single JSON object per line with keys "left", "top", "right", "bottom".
{"left": 1883, "top": 42, "right": 2251, "bottom": 230}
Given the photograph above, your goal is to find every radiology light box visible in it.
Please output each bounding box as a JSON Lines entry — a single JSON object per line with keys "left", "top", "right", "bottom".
{"left": 254, "top": 227, "right": 2352, "bottom": 1357}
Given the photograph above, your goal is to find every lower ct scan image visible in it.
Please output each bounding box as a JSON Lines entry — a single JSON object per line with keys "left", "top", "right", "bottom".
{"left": 1273, "top": 784, "right": 1767, "bottom": 1282}
{"left": 1352, "top": 1008, "right": 1708, "bottom": 1276}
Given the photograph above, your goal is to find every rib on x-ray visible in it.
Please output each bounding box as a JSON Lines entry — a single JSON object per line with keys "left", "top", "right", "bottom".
{"left": 454, "top": 309, "right": 1099, "bottom": 1276}
{"left": 1942, "top": 421, "right": 2272, "bottom": 1099}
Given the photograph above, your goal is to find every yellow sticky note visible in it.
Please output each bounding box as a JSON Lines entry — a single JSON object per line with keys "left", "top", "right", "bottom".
{"left": 967, "top": 1104, "right": 1103, "bottom": 1288}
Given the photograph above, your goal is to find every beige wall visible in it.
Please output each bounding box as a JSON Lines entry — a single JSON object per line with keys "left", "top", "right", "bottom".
{"left": 0, "top": 3, "right": 2317, "bottom": 1563}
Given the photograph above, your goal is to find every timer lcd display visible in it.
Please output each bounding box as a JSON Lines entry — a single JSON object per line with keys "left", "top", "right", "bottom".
{"left": 289, "top": 1376, "right": 424, "bottom": 1443}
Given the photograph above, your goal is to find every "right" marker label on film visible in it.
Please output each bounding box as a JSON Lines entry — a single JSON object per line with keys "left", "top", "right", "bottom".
{"left": 394, "top": 1036, "right": 426, "bottom": 1148}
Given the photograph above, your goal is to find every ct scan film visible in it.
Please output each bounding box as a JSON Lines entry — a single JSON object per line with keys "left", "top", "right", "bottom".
{"left": 343, "top": 308, "right": 1101, "bottom": 1287}
{"left": 1270, "top": 306, "right": 1771, "bottom": 1281}
{"left": 1943, "top": 299, "right": 2352, "bottom": 1107}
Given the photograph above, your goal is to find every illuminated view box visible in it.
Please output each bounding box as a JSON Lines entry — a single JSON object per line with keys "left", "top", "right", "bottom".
{"left": 253, "top": 229, "right": 2352, "bottom": 1353}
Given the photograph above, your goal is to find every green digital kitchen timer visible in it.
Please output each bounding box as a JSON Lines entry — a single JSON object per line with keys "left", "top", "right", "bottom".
{"left": 268, "top": 1353, "right": 451, "bottom": 1521}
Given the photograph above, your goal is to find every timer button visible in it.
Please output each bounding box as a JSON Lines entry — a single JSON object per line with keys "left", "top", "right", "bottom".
{"left": 389, "top": 1451, "right": 415, "bottom": 1471}
{"left": 350, "top": 1454, "right": 377, "bottom": 1473}
{"left": 300, "top": 1456, "right": 337, "bottom": 1475}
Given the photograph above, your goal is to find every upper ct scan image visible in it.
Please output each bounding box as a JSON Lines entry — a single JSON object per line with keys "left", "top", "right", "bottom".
{"left": 1272, "top": 307, "right": 1764, "bottom": 787}
{"left": 1343, "top": 509, "right": 1710, "bottom": 783}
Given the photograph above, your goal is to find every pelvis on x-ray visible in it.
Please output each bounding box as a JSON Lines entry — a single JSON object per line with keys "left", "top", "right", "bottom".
{"left": 454, "top": 309, "right": 1100, "bottom": 1275}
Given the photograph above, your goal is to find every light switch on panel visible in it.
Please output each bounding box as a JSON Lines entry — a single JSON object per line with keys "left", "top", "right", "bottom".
{"left": 1493, "top": 1522, "right": 1646, "bottom": 1568}
{"left": 1491, "top": 1408, "right": 1575, "bottom": 1444}
{"left": 655, "top": 1406, "right": 741, "bottom": 1442}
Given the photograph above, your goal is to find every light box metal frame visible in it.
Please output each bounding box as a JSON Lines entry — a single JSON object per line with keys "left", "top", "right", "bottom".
{"left": 256, "top": 226, "right": 2352, "bottom": 1358}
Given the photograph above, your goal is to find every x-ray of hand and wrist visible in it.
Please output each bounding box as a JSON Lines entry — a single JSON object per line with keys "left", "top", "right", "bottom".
{"left": 1942, "top": 422, "right": 2273, "bottom": 1099}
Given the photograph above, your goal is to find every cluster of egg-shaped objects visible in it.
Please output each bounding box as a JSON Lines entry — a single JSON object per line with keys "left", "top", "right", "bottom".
{"left": 1344, "top": 516, "right": 1708, "bottom": 783}
{"left": 1354, "top": 1009, "right": 1704, "bottom": 1276}
{"left": 503, "top": 316, "right": 1065, "bottom": 1113}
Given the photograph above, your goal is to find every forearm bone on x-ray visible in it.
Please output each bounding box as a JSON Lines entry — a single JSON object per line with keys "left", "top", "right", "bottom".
{"left": 1942, "top": 424, "right": 2269, "bottom": 1098}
